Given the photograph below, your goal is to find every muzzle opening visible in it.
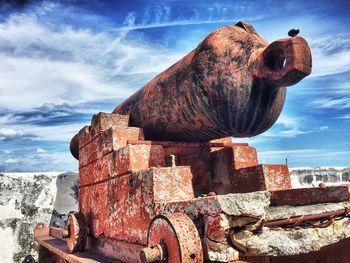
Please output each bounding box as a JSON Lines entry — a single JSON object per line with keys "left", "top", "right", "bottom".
{"left": 264, "top": 48, "right": 287, "bottom": 72}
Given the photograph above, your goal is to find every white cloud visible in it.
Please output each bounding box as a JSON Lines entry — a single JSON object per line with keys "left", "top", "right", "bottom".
{"left": 264, "top": 114, "right": 310, "bottom": 138}
{"left": 0, "top": 128, "right": 36, "bottom": 141}
{"left": 0, "top": 122, "right": 83, "bottom": 142}
{"left": 117, "top": 15, "right": 267, "bottom": 31}
{"left": 117, "top": 1, "right": 273, "bottom": 32}
{"left": 4, "top": 158, "right": 17, "bottom": 164}
{"left": 36, "top": 147, "right": 47, "bottom": 154}
{"left": 309, "top": 33, "right": 350, "bottom": 77}
{"left": 312, "top": 97, "right": 350, "bottom": 110}
{"left": 319, "top": 126, "right": 329, "bottom": 130}
{"left": 234, "top": 114, "right": 309, "bottom": 144}
{"left": 0, "top": 149, "right": 77, "bottom": 172}
{"left": 0, "top": 10, "right": 183, "bottom": 111}
{"left": 337, "top": 114, "right": 350, "bottom": 119}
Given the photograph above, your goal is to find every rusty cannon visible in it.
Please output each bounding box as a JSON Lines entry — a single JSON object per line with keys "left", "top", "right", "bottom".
{"left": 70, "top": 21, "right": 311, "bottom": 159}
{"left": 35, "top": 22, "right": 350, "bottom": 263}
{"left": 113, "top": 22, "right": 311, "bottom": 141}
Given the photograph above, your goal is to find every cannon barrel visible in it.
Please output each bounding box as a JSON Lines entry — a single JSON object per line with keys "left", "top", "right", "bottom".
{"left": 113, "top": 21, "right": 311, "bottom": 141}
{"left": 70, "top": 21, "right": 311, "bottom": 159}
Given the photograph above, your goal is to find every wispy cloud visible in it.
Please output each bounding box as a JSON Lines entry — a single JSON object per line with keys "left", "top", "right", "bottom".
{"left": 1, "top": 122, "right": 84, "bottom": 142}
{"left": 0, "top": 128, "right": 37, "bottom": 141}
{"left": 4, "top": 158, "right": 17, "bottom": 164}
{"left": 260, "top": 114, "right": 310, "bottom": 139}
{"left": 273, "top": 114, "right": 309, "bottom": 137}
{"left": 117, "top": 0, "right": 335, "bottom": 32}
{"left": 4, "top": 103, "right": 90, "bottom": 126}
{"left": 0, "top": 148, "right": 76, "bottom": 172}
{"left": 0, "top": 6, "right": 183, "bottom": 111}
{"left": 36, "top": 147, "right": 47, "bottom": 154}
{"left": 312, "top": 97, "right": 350, "bottom": 109}
{"left": 119, "top": 18, "right": 239, "bottom": 30}
{"left": 118, "top": 3, "right": 268, "bottom": 31}
{"left": 310, "top": 78, "right": 350, "bottom": 115}
{"left": 234, "top": 113, "right": 310, "bottom": 146}
{"left": 337, "top": 114, "right": 350, "bottom": 119}
{"left": 309, "top": 32, "right": 350, "bottom": 76}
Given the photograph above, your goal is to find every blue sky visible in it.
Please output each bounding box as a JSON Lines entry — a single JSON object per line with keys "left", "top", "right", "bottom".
{"left": 0, "top": 0, "right": 349, "bottom": 172}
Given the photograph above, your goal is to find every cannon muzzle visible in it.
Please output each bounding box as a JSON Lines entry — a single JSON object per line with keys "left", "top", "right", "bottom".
{"left": 254, "top": 36, "right": 312, "bottom": 87}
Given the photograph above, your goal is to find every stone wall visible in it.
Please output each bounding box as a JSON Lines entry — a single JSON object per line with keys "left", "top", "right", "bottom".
{"left": 0, "top": 172, "right": 78, "bottom": 263}
{"left": 290, "top": 167, "right": 350, "bottom": 187}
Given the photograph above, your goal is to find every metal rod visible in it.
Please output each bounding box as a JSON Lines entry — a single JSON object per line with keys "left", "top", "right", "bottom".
{"left": 264, "top": 206, "right": 350, "bottom": 227}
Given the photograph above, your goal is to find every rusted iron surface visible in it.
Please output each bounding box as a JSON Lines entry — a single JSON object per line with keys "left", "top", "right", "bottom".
{"left": 36, "top": 235, "right": 120, "bottom": 263}
{"left": 164, "top": 145, "right": 212, "bottom": 196}
{"left": 91, "top": 236, "right": 144, "bottom": 263}
{"left": 146, "top": 213, "right": 203, "bottom": 263}
{"left": 34, "top": 222, "right": 49, "bottom": 237}
{"left": 66, "top": 212, "right": 87, "bottom": 253}
{"left": 70, "top": 113, "right": 129, "bottom": 160}
{"left": 79, "top": 127, "right": 144, "bottom": 168}
{"left": 79, "top": 144, "right": 165, "bottom": 186}
{"left": 230, "top": 233, "right": 248, "bottom": 254}
{"left": 79, "top": 166, "right": 195, "bottom": 245}
{"left": 232, "top": 164, "right": 291, "bottom": 193}
{"left": 270, "top": 186, "right": 350, "bottom": 206}
{"left": 112, "top": 21, "right": 311, "bottom": 142}
{"left": 49, "top": 227, "right": 69, "bottom": 240}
